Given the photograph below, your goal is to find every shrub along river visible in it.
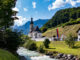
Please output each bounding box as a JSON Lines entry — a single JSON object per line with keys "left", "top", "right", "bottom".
{"left": 17, "top": 47, "right": 58, "bottom": 60}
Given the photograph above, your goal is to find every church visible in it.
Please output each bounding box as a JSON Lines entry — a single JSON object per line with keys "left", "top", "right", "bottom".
{"left": 28, "top": 18, "right": 42, "bottom": 38}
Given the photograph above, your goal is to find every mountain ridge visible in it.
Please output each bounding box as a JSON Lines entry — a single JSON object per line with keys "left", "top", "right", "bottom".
{"left": 13, "top": 19, "right": 49, "bottom": 34}
{"left": 41, "top": 7, "right": 80, "bottom": 32}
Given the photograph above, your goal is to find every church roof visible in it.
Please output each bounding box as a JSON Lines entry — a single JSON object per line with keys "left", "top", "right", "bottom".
{"left": 77, "top": 28, "right": 80, "bottom": 33}
{"left": 34, "top": 26, "right": 41, "bottom": 32}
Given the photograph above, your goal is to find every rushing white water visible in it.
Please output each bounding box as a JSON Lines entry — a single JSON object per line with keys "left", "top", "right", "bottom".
{"left": 17, "top": 47, "right": 58, "bottom": 60}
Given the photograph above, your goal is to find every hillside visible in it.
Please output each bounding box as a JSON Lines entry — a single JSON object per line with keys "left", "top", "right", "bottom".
{"left": 43, "top": 24, "right": 80, "bottom": 37}
{"left": 13, "top": 19, "right": 49, "bottom": 34}
{"left": 0, "top": 49, "right": 19, "bottom": 60}
{"left": 41, "top": 7, "right": 80, "bottom": 32}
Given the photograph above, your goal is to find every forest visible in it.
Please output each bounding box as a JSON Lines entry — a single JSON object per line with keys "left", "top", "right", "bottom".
{"left": 41, "top": 7, "right": 80, "bottom": 32}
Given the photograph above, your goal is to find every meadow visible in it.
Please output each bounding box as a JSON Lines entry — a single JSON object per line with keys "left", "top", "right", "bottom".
{"left": 36, "top": 41, "right": 80, "bottom": 57}
{"left": 43, "top": 24, "right": 80, "bottom": 37}
{"left": 0, "top": 49, "right": 19, "bottom": 60}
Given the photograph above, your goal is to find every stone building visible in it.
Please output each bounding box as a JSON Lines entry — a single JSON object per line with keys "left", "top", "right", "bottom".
{"left": 28, "top": 18, "right": 42, "bottom": 38}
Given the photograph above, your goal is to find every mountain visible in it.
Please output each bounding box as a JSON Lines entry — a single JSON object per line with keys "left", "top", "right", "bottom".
{"left": 13, "top": 19, "right": 49, "bottom": 34}
{"left": 41, "top": 7, "right": 80, "bottom": 32}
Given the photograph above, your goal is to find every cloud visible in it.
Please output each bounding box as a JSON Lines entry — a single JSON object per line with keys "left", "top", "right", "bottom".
{"left": 14, "top": 16, "right": 28, "bottom": 26}
{"left": 12, "top": 7, "right": 19, "bottom": 11}
{"left": 66, "top": 0, "right": 80, "bottom": 6}
{"left": 48, "top": 0, "right": 80, "bottom": 11}
{"left": 23, "top": 8, "right": 28, "bottom": 12}
{"left": 48, "top": 0, "right": 65, "bottom": 11}
{"left": 32, "top": 2, "right": 36, "bottom": 8}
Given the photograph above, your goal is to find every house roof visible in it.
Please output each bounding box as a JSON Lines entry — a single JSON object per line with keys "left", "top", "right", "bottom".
{"left": 34, "top": 26, "right": 41, "bottom": 32}
{"left": 77, "top": 28, "right": 80, "bottom": 33}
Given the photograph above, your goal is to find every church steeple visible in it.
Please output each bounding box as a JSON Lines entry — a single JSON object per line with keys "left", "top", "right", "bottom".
{"left": 30, "top": 17, "right": 34, "bottom": 32}
{"left": 30, "top": 17, "right": 33, "bottom": 24}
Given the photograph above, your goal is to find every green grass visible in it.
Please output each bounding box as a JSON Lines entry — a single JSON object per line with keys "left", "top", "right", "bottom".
{"left": 36, "top": 41, "right": 80, "bottom": 57}
{"left": 43, "top": 24, "right": 80, "bottom": 37}
{"left": 0, "top": 49, "right": 19, "bottom": 60}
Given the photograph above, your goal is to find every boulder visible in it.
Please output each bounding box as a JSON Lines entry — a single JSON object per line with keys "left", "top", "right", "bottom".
{"left": 50, "top": 55, "right": 54, "bottom": 58}
{"left": 71, "top": 56, "right": 76, "bottom": 60}
{"left": 62, "top": 54, "right": 67, "bottom": 58}
{"left": 46, "top": 52, "right": 53, "bottom": 56}
{"left": 57, "top": 53, "right": 64, "bottom": 58}
{"left": 67, "top": 54, "right": 74, "bottom": 59}
{"left": 19, "top": 56, "right": 26, "bottom": 60}
{"left": 75, "top": 57, "right": 80, "bottom": 60}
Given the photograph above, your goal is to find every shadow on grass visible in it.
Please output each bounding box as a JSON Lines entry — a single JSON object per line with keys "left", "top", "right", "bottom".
{"left": 73, "top": 46, "right": 80, "bottom": 49}
{"left": 48, "top": 48, "right": 56, "bottom": 49}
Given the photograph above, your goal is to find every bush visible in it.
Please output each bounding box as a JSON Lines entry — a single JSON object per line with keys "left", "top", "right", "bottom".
{"left": 5, "top": 29, "right": 22, "bottom": 52}
{"left": 40, "top": 27, "right": 48, "bottom": 33}
{"left": 28, "top": 43, "right": 37, "bottom": 51}
{"left": 38, "top": 45, "right": 45, "bottom": 53}
{"left": 65, "top": 34, "right": 75, "bottom": 48}
{"left": 25, "top": 40, "right": 37, "bottom": 51}
{"left": 0, "top": 29, "right": 22, "bottom": 52}
{"left": 43, "top": 39, "right": 50, "bottom": 48}
{"left": 21, "top": 35, "right": 31, "bottom": 45}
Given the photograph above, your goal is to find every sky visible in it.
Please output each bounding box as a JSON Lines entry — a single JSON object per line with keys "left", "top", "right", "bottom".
{"left": 13, "top": 0, "right": 80, "bottom": 26}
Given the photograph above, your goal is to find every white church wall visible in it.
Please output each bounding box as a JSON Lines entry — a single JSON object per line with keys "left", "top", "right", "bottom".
{"left": 37, "top": 33, "right": 42, "bottom": 38}
{"left": 30, "top": 31, "right": 42, "bottom": 38}
{"left": 32, "top": 32, "right": 36, "bottom": 38}
{"left": 31, "top": 37, "right": 52, "bottom": 41}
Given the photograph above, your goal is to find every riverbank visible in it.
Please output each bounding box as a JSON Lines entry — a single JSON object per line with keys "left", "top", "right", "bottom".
{"left": 17, "top": 47, "right": 80, "bottom": 60}
{"left": 36, "top": 41, "right": 80, "bottom": 59}
{"left": 45, "top": 51, "right": 80, "bottom": 60}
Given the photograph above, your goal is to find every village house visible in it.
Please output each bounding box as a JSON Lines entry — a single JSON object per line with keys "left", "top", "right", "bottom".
{"left": 77, "top": 28, "right": 80, "bottom": 41}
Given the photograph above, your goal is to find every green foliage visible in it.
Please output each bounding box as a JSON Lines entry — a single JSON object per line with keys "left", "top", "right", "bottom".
{"left": 62, "top": 18, "right": 80, "bottom": 27}
{"left": 5, "top": 29, "right": 22, "bottom": 52}
{"left": 36, "top": 41, "right": 80, "bottom": 57}
{"left": 24, "top": 40, "right": 37, "bottom": 51}
{"left": 41, "top": 7, "right": 80, "bottom": 32}
{"left": 40, "top": 27, "right": 48, "bottom": 33}
{"left": 43, "top": 39, "right": 50, "bottom": 48}
{"left": 28, "top": 42, "right": 37, "bottom": 51}
{"left": 22, "top": 35, "right": 37, "bottom": 51}
{"left": 21, "top": 35, "right": 31, "bottom": 45}
{"left": 0, "top": 29, "right": 22, "bottom": 52}
{"left": 43, "top": 24, "right": 80, "bottom": 38}
{"left": 38, "top": 45, "right": 45, "bottom": 53}
{"left": 0, "top": 49, "right": 19, "bottom": 60}
{"left": 0, "top": 0, "right": 17, "bottom": 28}
{"left": 65, "top": 34, "right": 76, "bottom": 48}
